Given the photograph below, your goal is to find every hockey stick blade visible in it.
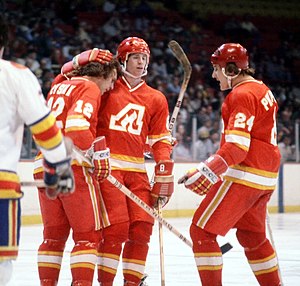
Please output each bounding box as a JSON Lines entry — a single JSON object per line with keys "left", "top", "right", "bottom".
{"left": 168, "top": 40, "right": 192, "bottom": 132}
{"left": 168, "top": 40, "right": 192, "bottom": 78}
{"left": 220, "top": 242, "right": 233, "bottom": 254}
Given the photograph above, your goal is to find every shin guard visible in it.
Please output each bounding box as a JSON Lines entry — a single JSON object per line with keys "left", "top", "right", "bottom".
{"left": 190, "top": 223, "right": 222, "bottom": 286}
{"left": 237, "top": 230, "right": 280, "bottom": 286}
{"left": 122, "top": 222, "right": 153, "bottom": 285}
{"left": 70, "top": 241, "right": 97, "bottom": 283}
{"left": 38, "top": 239, "right": 66, "bottom": 283}
{"left": 98, "top": 222, "right": 129, "bottom": 285}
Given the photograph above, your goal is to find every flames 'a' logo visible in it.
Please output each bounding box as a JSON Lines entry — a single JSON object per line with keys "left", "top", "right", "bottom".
{"left": 109, "top": 103, "right": 145, "bottom": 135}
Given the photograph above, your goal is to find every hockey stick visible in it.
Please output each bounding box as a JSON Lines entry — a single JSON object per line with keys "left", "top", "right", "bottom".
{"left": 106, "top": 174, "right": 232, "bottom": 255}
{"left": 167, "top": 40, "right": 192, "bottom": 132}
{"left": 21, "top": 180, "right": 47, "bottom": 188}
{"left": 21, "top": 146, "right": 93, "bottom": 188}
{"left": 156, "top": 40, "right": 192, "bottom": 285}
{"left": 107, "top": 174, "right": 192, "bottom": 247}
{"left": 157, "top": 199, "right": 166, "bottom": 286}
{"left": 23, "top": 175, "right": 232, "bottom": 255}
{"left": 23, "top": 147, "right": 233, "bottom": 254}
{"left": 77, "top": 147, "right": 232, "bottom": 254}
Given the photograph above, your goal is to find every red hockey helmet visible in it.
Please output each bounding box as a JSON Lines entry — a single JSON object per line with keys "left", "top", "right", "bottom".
{"left": 117, "top": 37, "right": 150, "bottom": 64}
{"left": 211, "top": 43, "right": 249, "bottom": 69}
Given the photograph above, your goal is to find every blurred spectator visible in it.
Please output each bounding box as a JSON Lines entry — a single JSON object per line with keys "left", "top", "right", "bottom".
{"left": 50, "top": 47, "right": 65, "bottom": 67}
{"left": 172, "top": 133, "right": 193, "bottom": 162}
{"left": 24, "top": 51, "right": 40, "bottom": 73}
{"left": 135, "top": 0, "right": 154, "bottom": 18}
{"left": 177, "top": 98, "right": 193, "bottom": 127}
{"left": 77, "top": 21, "right": 92, "bottom": 43}
{"left": 222, "top": 16, "right": 243, "bottom": 42}
{"left": 102, "top": 0, "right": 116, "bottom": 13}
{"left": 196, "top": 106, "right": 211, "bottom": 127}
{"left": 240, "top": 14, "right": 261, "bottom": 45}
{"left": 176, "top": 123, "right": 191, "bottom": 144}
{"left": 210, "top": 131, "right": 220, "bottom": 153}
{"left": 102, "top": 11, "right": 122, "bottom": 37}
{"left": 166, "top": 75, "right": 181, "bottom": 95}
{"left": 278, "top": 135, "right": 295, "bottom": 163}
{"left": 278, "top": 105, "right": 294, "bottom": 137}
{"left": 166, "top": 75, "right": 181, "bottom": 108}
{"left": 135, "top": 15, "right": 150, "bottom": 32}
{"left": 150, "top": 55, "right": 168, "bottom": 79}
{"left": 193, "top": 126, "right": 213, "bottom": 161}
{"left": 3, "top": 1, "right": 300, "bottom": 160}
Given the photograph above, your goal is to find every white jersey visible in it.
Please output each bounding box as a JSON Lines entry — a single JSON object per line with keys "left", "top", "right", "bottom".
{"left": 0, "top": 59, "right": 67, "bottom": 198}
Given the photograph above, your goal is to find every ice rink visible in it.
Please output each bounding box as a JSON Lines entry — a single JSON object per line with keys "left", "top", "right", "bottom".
{"left": 7, "top": 213, "right": 300, "bottom": 285}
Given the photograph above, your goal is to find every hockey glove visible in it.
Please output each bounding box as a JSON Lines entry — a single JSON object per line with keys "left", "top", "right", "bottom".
{"left": 178, "top": 154, "right": 228, "bottom": 195}
{"left": 87, "top": 136, "right": 110, "bottom": 182}
{"left": 151, "top": 160, "right": 174, "bottom": 209}
{"left": 43, "top": 137, "right": 75, "bottom": 199}
{"left": 61, "top": 48, "right": 113, "bottom": 75}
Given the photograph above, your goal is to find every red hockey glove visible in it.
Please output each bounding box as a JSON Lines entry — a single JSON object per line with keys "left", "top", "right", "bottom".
{"left": 178, "top": 154, "right": 228, "bottom": 195}
{"left": 61, "top": 48, "right": 114, "bottom": 75}
{"left": 151, "top": 160, "right": 174, "bottom": 209}
{"left": 87, "top": 136, "right": 110, "bottom": 182}
{"left": 43, "top": 137, "right": 75, "bottom": 199}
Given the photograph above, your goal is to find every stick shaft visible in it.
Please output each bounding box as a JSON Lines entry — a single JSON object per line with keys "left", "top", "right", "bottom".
{"left": 266, "top": 211, "right": 283, "bottom": 284}
{"left": 158, "top": 201, "right": 166, "bottom": 286}
{"left": 20, "top": 146, "right": 92, "bottom": 189}
{"left": 21, "top": 180, "right": 45, "bottom": 188}
{"left": 106, "top": 174, "right": 193, "bottom": 248}
{"left": 156, "top": 41, "right": 192, "bottom": 285}
{"left": 24, "top": 146, "right": 233, "bottom": 254}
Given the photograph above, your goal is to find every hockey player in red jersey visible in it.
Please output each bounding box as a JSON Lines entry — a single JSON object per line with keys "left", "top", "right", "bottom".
{"left": 96, "top": 37, "right": 174, "bottom": 286}
{"left": 61, "top": 37, "right": 175, "bottom": 285}
{"left": 0, "top": 15, "right": 74, "bottom": 286}
{"left": 178, "top": 43, "right": 282, "bottom": 285}
{"left": 33, "top": 50, "right": 120, "bottom": 286}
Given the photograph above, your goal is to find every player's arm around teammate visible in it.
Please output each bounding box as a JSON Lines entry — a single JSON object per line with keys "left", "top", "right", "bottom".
{"left": 59, "top": 41, "right": 175, "bottom": 286}
{"left": 33, "top": 50, "right": 120, "bottom": 286}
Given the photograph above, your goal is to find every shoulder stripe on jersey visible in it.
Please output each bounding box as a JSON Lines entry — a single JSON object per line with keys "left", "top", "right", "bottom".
{"left": 225, "top": 132, "right": 250, "bottom": 150}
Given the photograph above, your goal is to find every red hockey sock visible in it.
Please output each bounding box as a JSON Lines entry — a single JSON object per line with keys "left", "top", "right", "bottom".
{"left": 70, "top": 241, "right": 97, "bottom": 283}
{"left": 236, "top": 229, "right": 281, "bottom": 286}
{"left": 38, "top": 239, "right": 65, "bottom": 283}
{"left": 190, "top": 224, "right": 222, "bottom": 286}
{"left": 98, "top": 222, "right": 129, "bottom": 285}
{"left": 122, "top": 222, "right": 152, "bottom": 284}
{"left": 245, "top": 239, "right": 280, "bottom": 286}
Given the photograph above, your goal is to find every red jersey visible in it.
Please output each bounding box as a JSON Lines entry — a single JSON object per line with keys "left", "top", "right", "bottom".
{"left": 34, "top": 76, "right": 101, "bottom": 173}
{"left": 47, "top": 76, "right": 101, "bottom": 150}
{"left": 217, "top": 79, "right": 281, "bottom": 191}
{"left": 97, "top": 76, "right": 172, "bottom": 173}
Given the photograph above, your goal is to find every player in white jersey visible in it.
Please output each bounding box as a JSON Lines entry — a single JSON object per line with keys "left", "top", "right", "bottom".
{"left": 0, "top": 14, "right": 74, "bottom": 285}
